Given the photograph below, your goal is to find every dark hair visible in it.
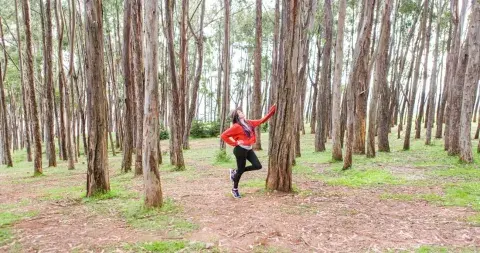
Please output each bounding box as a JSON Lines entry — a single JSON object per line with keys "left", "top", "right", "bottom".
{"left": 231, "top": 108, "right": 254, "bottom": 138}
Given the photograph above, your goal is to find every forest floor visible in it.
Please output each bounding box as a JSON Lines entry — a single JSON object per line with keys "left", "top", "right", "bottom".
{"left": 0, "top": 130, "right": 480, "bottom": 252}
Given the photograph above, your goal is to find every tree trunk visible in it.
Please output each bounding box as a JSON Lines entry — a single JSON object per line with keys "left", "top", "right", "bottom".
{"left": 45, "top": 0, "right": 57, "bottom": 167}
{"left": 165, "top": 0, "right": 185, "bottom": 170}
{"left": 415, "top": 7, "right": 432, "bottom": 139}
{"left": 315, "top": 0, "right": 332, "bottom": 152}
{"left": 15, "top": 0, "right": 32, "bottom": 162}
{"left": 426, "top": 2, "right": 442, "bottom": 145}
{"left": 121, "top": 0, "right": 134, "bottom": 173}
{"left": 331, "top": 0, "right": 347, "bottom": 161}
{"left": 459, "top": 2, "right": 479, "bottom": 162}
{"left": 404, "top": 0, "right": 428, "bottom": 150}
{"left": 143, "top": 0, "right": 163, "bottom": 207}
{"left": 219, "top": 0, "right": 231, "bottom": 150}
{"left": 448, "top": 0, "right": 470, "bottom": 155}
{"left": 23, "top": 0, "right": 43, "bottom": 175}
{"left": 368, "top": 0, "right": 392, "bottom": 157}
{"left": 344, "top": 0, "right": 375, "bottom": 169}
{"left": 183, "top": 0, "right": 206, "bottom": 150}
{"left": 85, "top": 0, "right": 110, "bottom": 197}
{"left": 134, "top": 0, "right": 144, "bottom": 176}
{"left": 252, "top": 0, "right": 263, "bottom": 150}
{"left": 0, "top": 18, "right": 12, "bottom": 167}
{"left": 266, "top": 0, "right": 300, "bottom": 192}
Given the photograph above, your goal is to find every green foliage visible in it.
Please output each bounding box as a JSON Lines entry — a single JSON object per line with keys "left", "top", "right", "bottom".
{"left": 215, "top": 149, "right": 231, "bottom": 163}
{"left": 159, "top": 128, "right": 170, "bottom": 140}
{"left": 189, "top": 121, "right": 221, "bottom": 138}
{"left": 399, "top": 0, "right": 421, "bottom": 15}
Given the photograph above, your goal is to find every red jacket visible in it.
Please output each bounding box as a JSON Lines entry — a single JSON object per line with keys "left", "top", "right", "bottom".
{"left": 220, "top": 106, "right": 276, "bottom": 147}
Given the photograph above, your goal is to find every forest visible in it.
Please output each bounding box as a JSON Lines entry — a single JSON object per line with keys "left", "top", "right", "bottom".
{"left": 0, "top": 0, "right": 479, "bottom": 251}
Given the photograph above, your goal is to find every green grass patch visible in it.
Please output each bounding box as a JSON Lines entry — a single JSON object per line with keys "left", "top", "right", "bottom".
{"left": 119, "top": 198, "right": 197, "bottom": 236}
{"left": 432, "top": 166, "right": 480, "bottom": 180}
{"left": 442, "top": 182, "right": 480, "bottom": 210}
{"left": 467, "top": 213, "right": 480, "bottom": 226}
{"left": 42, "top": 184, "right": 85, "bottom": 200}
{"left": 253, "top": 245, "right": 290, "bottom": 253}
{"left": 0, "top": 211, "right": 38, "bottom": 246}
{"left": 123, "top": 240, "right": 219, "bottom": 253}
{"left": 415, "top": 245, "right": 479, "bottom": 253}
{"left": 242, "top": 178, "right": 265, "bottom": 188}
{"left": 318, "top": 168, "right": 406, "bottom": 187}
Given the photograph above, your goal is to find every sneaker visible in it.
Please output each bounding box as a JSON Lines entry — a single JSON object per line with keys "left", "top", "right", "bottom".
{"left": 231, "top": 188, "right": 241, "bottom": 198}
{"left": 229, "top": 169, "right": 236, "bottom": 182}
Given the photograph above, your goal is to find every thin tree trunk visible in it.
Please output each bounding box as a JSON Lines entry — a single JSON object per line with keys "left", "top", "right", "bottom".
{"left": 23, "top": 0, "right": 43, "bottom": 175}
{"left": 368, "top": 0, "right": 392, "bottom": 157}
{"left": 252, "top": 0, "right": 263, "bottom": 150}
{"left": 183, "top": 0, "right": 206, "bottom": 150}
{"left": 45, "top": 0, "right": 57, "bottom": 167}
{"left": 331, "top": 0, "right": 347, "bottom": 160}
{"left": 165, "top": 0, "right": 185, "bottom": 169}
{"left": 315, "top": 0, "right": 332, "bottom": 152}
{"left": 133, "top": 0, "right": 144, "bottom": 176}
{"left": 0, "top": 18, "right": 12, "bottom": 167}
{"left": 404, "top": 0, "right": 428, "bottom": 150}
{"left": 219, "top": 0, "right": 231, "bottom": 150}
{"left": 459, "top": 2, "right": 479, "bottom": 162}
{"left": 121, "top": 0, "right": 134, "bottom": 173}
{"left": 15, "top": 0, "right": 32, "bottom": 161}
{"left": 143, "top": 0, "right": 163, "bottom": 207}
{"left": 344, "top": 0, "right": 375, "bottom": 169}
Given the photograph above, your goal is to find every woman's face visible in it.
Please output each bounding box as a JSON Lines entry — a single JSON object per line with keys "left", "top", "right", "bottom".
{"left": 237, "top": 110, "right": 245, "bottom": 119}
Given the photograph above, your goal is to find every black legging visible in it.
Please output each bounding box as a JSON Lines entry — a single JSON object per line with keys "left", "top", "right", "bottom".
{"left": 233, "top": 146, "right": 262, "bottom": 188}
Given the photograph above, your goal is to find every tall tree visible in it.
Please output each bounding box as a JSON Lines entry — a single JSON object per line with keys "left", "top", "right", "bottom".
{"left": 45, "top": 0, "right": 57, "bottom": 167}
{"left": 315, "top": 0, "right": 332, "bottom": 152}
{"left": 426, "top": 1, "right": 443, "bottom": 145}
{"left": 85, "top": 0, "right": 110, "bottom": 196}
{"left": 367, "top": 0, "right": 393, "bottom": 157}
{"left": 165, "top": 0, "right": 185, "bottom": 170}
{"left": 179, "top": 0, "right": 188, "bottom": 145}
{"left": 404, "top": 0, "right": 428, "bottom": 151}
{"left": 331, "top": 0, "right": 347, "bottom": 161}
{"left": 183, "top": 0, "right": 206, "bottom": 149}
{"left": 143, "top": 0, "right": 163, "bottom": 207}
{"left": 219, "top": 0, "right": 231, "bottom": 150}
{"left": 133, "top": 0, "right": 144, "bottom": 176}
{"left": 252, "top": 0, "right": 263, "bottom": 150}
{"left": 459, "top": 1, "right": 480, "bottom": 163}
{"left": 343, "top": 0, "right": 376, "bottom": 169}
{"left": 15, "top": 0, "right": 32, "bottom": 162}
{"left": 22, "top": 0, "right": 43, "bottom": 175}
{"left": 266, "top": 0, "right": 301, "bottom": 192}
{"left": 0, "top": 17, "right": 12, "bottom": 167}
{"left": 121, "top": 0, "right": 134, "bottom": 173}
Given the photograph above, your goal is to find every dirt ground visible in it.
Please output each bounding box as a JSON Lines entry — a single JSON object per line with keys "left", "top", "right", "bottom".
{"left": 1, "top": 137, "right": 479, "bottom": 253}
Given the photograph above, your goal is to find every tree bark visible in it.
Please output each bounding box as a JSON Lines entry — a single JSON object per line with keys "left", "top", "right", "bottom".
{"left": 134, "top": 0, "right": 144, "bottom": 176}
{"left": 0, "top": 18, "right": 12, "bottom": 167}
{"left": 426, "top": 1, "right": 442, "bottom": 145}
{"left": 315, "top": 0, "right": 332, "bottom": 152}
{"left": 252, "top": 0, "right": 263, "bottom": 150}
{"left": 331, "top": 0, "right": 347, "bottom": 160}
{"left": 344, "top": 0, "right": 375, "bottom": 169}
{"left": 183, "top": 0, "right": 206, "bottom": 150}
{"left": 219, "top": 0, "right": 231, "bottom": 150}
{"left": 459, "top": 1, "right": 479, "bottom": 162}
{"left": 121, "top": 0, "right": 134, "bottom": 173}
{"left": 368, "top": 0, "right": 392, "bottom": 157}
{"left": 45, "top": 0, "right": 57, "bottom": 167}
{"left": 22, "top": 0, "right": 43, "bottom": 175}
{"left": 266, "top": 0, "right": 300, "bottom": 192}
{"left": 404, "top": 0, "right": 428, "bottom": 150}
{"left": 143, "top": 0, "right": 163, "bottom": 207}
{"left": 85, "top": 0, "right": 110, "bottom": 196}
{"left": 165, "top": 0, "right": 185, "bottom": 170}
